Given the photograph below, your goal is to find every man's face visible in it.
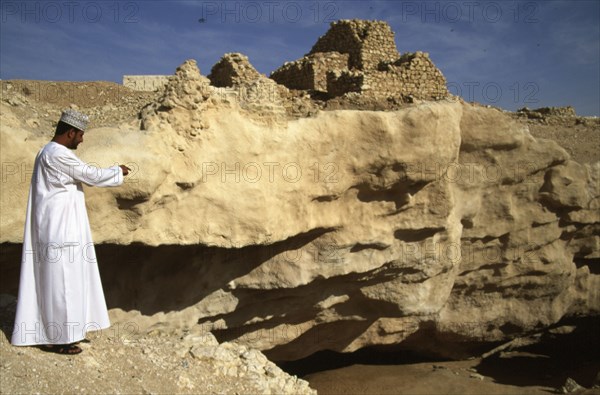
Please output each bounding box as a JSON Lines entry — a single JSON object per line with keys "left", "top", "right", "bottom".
{"left": 67, "top": 129, "right": 84, "bottom": 149}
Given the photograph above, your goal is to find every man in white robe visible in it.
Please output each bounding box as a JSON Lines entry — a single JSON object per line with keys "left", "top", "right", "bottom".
{"left": 11, "top": 109, "right": 130, "bottom": 354}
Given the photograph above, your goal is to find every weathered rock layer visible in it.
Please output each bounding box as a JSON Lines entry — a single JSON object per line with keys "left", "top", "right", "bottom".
{"left": 1, "top": 57, "right": 598, "bottom": 361}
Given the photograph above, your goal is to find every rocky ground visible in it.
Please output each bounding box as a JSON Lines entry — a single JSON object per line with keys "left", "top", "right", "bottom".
{"left": 1, "top": 80, "right": 157, "bottom": 136}
{"left": 2, "top": 292, "right": 598, "bottom": 395}
{"left": 511, "top": 106, "right": 599, "bottom": 165}
{"left": 294, "top": 320, "right": 600, "bottom": 395}
{"left": 0, "top": 79, "right": 598, "bottom": 394}
{"left": 0, "top": 296, "right": 314, "bottom": 394}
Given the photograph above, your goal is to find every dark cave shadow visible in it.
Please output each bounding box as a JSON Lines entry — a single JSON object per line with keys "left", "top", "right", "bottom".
{"left": 277, "top": 345, "right": 447, "bottom": 377}
{"left": 99, "top": 227, "right": 336, "bottom": 315}
{"left": 477, "top": 353, "right": 564, "bottom": 390}
{"left": 475, "top": 317, "right": 600, "bottom": 390}
{"left": 277, "top": 317, "right": 600, "bottom": 388}
{"left": 0, "top": 305, "right": 16, "bottom": 345}
{"left": 0, "top": 243, "right": 19, "bottom": 343}
{"left": 0, "top": 228, "right": 335, "bottom": 316}
{"left": 0, "top": 243, "right": 22, "bottom": 298}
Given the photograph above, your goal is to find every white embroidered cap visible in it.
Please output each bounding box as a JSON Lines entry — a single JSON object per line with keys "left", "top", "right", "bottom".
{"left": 59, "top": 109, "right": 89, "bottom": 131}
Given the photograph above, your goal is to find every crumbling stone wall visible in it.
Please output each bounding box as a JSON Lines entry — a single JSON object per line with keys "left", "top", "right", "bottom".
{"left": 123, "top": 75, "right": 170, "bottom": 91}
{"left": 326, "top": 70, "right": 364, "bottom": 97}
{"left": 532, "top": 106, "right": 577, "bottom": 117}
{"left": 516, "top": 106, "right": 578, "bottom": 123}
{"left": 270, "top": 52, "right": 349, "bottom": 92}
{"left": 270, "top": 19, "right": 449, "bottom": 101}
{"left": 309, "top": 19, "right": 400, "bottom": 70}
{"left": 327, "top": 51, "right": 448, "bottom": 100}
{"left": 208, "top": 53, "right": 262, "bottom": 87}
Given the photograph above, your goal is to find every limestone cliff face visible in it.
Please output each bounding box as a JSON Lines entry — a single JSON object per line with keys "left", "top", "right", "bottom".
{"left": 1, "top": 60, "right": 598, "bottom": 361}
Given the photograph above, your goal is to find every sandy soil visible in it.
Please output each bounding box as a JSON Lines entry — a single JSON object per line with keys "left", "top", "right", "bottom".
{"left": 0, "top": 297, "right": 312, "bottom": 395}
{"left": 304, "top": 356, "right": 600, "bottom": 395}
{"left": 0, "top": 297, "right": 231, "bottom": 394}
{"left": 306, "top": 359, "right": 551, "bottom": 395}
{"left": 285, "top": 318, "right": 600, "bottom": 395}
{"left": 515, "top": 114, "right": 600, "bottom": 165}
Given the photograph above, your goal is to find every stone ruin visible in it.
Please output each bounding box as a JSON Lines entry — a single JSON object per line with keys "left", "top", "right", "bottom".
{"left": 518, "top": 105, "right": 577, "bottom": 119}
{"left": 207, "top": 53, "right": 262, "bottom": 87}
{"left": 270, "top": 19, "right": 449, "bottom": 101}
{"left": 124, "top": 20, "right": 448, "bottom": 105}
{"left": 310, "top": 19, "right": 400, "bottom": 69}
{"left": 268, "top": 52, "right": 350, "bottom": 93}
{"left": 122, "top": 75, "right": 170, "bottom": 92}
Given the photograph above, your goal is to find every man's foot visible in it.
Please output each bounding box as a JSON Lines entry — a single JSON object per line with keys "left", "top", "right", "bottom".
{"left": 39, "top": 344, "right": 83, "bottom": 355}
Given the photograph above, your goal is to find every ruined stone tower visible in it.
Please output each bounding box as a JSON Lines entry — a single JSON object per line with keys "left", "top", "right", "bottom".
{"left": 270, "top": 19, "right": 449, "bottom": 101}
{"left": 308, "top": 19, "right": 400, "bottom": 70}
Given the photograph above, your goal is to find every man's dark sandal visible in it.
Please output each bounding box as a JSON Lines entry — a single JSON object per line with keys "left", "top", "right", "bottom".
{"left": 40, "top": 344, "right": 83, "bottom": 355}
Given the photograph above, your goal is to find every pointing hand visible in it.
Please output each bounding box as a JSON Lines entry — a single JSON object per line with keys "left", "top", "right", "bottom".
{"left": 120, "top": 165, "right": 131, "bottom": 176}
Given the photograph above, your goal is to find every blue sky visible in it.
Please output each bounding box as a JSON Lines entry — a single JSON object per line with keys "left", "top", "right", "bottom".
{"left": 1, "top": 0, "right": 599, "bottom": 115}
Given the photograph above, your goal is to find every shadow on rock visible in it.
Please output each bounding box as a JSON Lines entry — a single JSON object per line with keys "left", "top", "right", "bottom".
{"left": 475, "top": 317, "right": 600, "bottom": 390}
